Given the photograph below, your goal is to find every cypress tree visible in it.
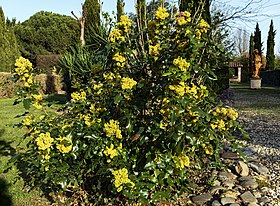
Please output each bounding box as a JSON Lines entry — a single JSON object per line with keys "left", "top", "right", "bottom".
{"left": 266, "top": 20, "right": 276, "bottom": 70}
{"left": 83, "top": 0, "right": 101, "bottom": 42}
{"left": 254, "top": 23, "right": 262, "bottom": 55}
{"left": 249, "top": 33, "right": 254, "bottom": 74}
{"left": 0, "top": 7, "right": 20, "bottom": 72}
{"left": 179, "top": 0, "right": 211, "bottom": 24}
{"left": 117, "top": 0, "right": 125, "bottom": 22}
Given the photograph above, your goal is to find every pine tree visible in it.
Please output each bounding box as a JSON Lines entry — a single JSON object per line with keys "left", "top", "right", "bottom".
{"left": 249, "top": 33, "right": 254, "bottom": 74}
{"left": 117, "top": 0, "right": 125, "bottom": 22}
{"left": 179, "top": 0, "right": 211, "bottom": 24}
{"left": 266, "top": 20, "right": 276, "bottom": 70}
{"left": 254, "top": 23, "right": 262, "bottom": 55}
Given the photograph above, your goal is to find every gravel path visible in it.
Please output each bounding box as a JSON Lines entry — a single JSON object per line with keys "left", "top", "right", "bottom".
{"left": 231, "top": 87, "right": 280, "bottom": 205}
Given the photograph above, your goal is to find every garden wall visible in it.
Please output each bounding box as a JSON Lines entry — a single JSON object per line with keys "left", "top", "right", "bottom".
{"left": 260, "top": 70, "right": 280, "bottom": 86}
{"left": 0, "top": 72, "right": 64, "bottom": 98}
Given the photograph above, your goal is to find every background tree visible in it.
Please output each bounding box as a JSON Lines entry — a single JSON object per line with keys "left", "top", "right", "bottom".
{"left": 179, "top": 0, "right": 211, "bottom": 24}
{"left": 234, "top": 28, "right": 248, "bottom": 57}
{"left": 0, "top": 7, "right": 20, "bottom": 72}
{"left": 14, "top": 11, "right": 79, "bottom": 66}
{"left": 253, "top": 22, "right": 262, "bottom": 55}
{"left": 117, "top": 0, "right": 125, "bottom": 22}
{"left": 249, "top": 33, "right": 254, "bottom": 74}
{"left": 266, "top": 20, "right": 276, "bottom": 70}
{"left": 136, "top": 0, "right": 148, "bottom": 54}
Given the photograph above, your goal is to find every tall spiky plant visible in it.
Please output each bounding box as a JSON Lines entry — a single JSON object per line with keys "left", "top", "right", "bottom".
{"left": 266, "top": 20, "right": 276, "bottom": 70}
{"left": 135, "top": 0, "right": 148, "bottom": 54}
{"left": 249, "top": 33, "right": 254, "bottom": 74}
{"left": 117, "top": 0, "right": 125, "bottom": 22}
{"left": 254, "top": 23, "right": 262, "bottom": 55}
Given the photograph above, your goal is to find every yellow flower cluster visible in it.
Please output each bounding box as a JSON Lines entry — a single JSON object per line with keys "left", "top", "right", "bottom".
{"left": 198, "top": 19, "right": 210, "bottom": 33}
{"left": 103, "top": 72, "right": 120, "bottom": 80}
{"left": 71, "top": 91, "right": 86, "bottom": 102}
{"left": 149, "top": 43, "right": 161, "bottom": 60}
{"left": 56, "top": 136, "right": 73, "bottom": 154}
{"left": 117, "top": 15, "right": 132, "bottom": 33}
{"left": 35, "top": 132, "right": 54, "bottom": 150}
{"left": 103, "top": 143, "right": 122, "bottom": 161}
{"left": 93, "top": 83, "right": 103, "bottom": 95}
{"left": 210, "top": 119, "right": 226, "bottom": 131}
{"left": 31, "top": 93, "right": 43, "bottom": 110}
{"left": 174, "top": 11, "right": 191, "bottom": 26}
{"left": 169, "top": 82, "right": 185, "bottom": 96}
{"left": 173, "top": 153, "right": 190, "bottom": 168}
{"left": 111, "top": 168, "right": 134, "bottom": 192}
{"left": 154, "top": 7, "right": 169, "bottom": 21}
{"left": 22, "top": 115, "right": 34, "bottom": 126}
{"left": 14, "top": 57, "right": 34, "bottom": 88}
{"left": 201, "top": 143, "right": 214, "bottom": 155}
{"left": 186, "top": 84, "right": 208, "bottom": 99}
{"left": 104, "top": 120, "right": 122, "bottom": 139}
{"left": 112, "top": 52, "right": 126, "bottom": 68}
{"left": 212, "top": 107, "right": 238, "bottom": 121}
{"left": 121, "top": 77, "right": 137, "bottom": 90}
{"left": 109, "top": 29, "right": 125, "bottom": 43}
{"left": 173, "top": 56, "right": 190, "bottom": 72}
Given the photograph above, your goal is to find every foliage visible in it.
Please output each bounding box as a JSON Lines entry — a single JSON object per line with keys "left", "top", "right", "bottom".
{"left": 266, "top": 20, "right": 276, "bottom": 70}
{"left": 12, "top": 7, "right": 246, "bottom": 205}
{"left": 14, "top": 11, "right": 79, "bottom": 65}
{"left": 249, "top": 33, "right": 254, "bottom": 74}
{"left": 0, "top": 7, "right": 20, "bottom": 72}
{"left": 253, "top": 23, "right": 262, "bottom": 55}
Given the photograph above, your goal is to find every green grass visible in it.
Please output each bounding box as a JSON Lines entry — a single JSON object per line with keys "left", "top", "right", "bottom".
{"left": 0, "top": 95, "right": 66, "bottom": 206}
{"left": 230, "top": 82, "right": 280, "bottom": 116}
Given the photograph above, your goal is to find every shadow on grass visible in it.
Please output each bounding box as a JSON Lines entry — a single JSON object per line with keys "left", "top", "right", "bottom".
{"left": 0, "top": 178, "right": 13, "bottom": 206}
{"left": 44, "top": 94, "right": 67, "bottom": 105}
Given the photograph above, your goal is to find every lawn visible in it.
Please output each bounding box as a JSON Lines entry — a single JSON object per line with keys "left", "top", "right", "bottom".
{"left": 0, "top": 95, "right": 66, "bottom": 206}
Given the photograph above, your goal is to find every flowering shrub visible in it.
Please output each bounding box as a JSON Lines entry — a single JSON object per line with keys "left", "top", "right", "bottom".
{"left": 13, "top": 7, "right": 246, "bottom": 205}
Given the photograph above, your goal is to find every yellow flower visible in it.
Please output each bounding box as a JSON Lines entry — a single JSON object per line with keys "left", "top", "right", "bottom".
{"left": 104, "top": 120, "right": 122, "bottom": 139}
{"left": 174, "top": 11, "right": 191, "bottom": 25}
{"left": 32, "top": 94, "right": 43, "bottom": 102}
{"left": 24, "top": 82, "right": 30, "bottom": 87}
{"left": 227, "top": 108, "right": 238, "bottom": 120}
{"left": 22, "top": 115, "right": 34, "bottom": 126}
{"left": 217, "top": 119, "right": 226, "bottom": 131}
{"left": 14, "top": 57, "right": 33, "bottom": 75}
{"left": 202, "top": 143, "right": 214, "bottom": 155}
{"left": 32, "top": 102, "right": 43, "bottom": 110}
{"left": 112, "top": 52, "right": 126, "bottom": 68}
{"left": 198, "top": 19, "right": 210, "bottom": 33}
{"left": 56, "top": 136, "right": 73, "bottom": 154}
{"left": 154, "top": 7, "right": 169, "bottom": 21}
{"left": 117, "top": 15, "right": 132, "bottom": 33}
{"left": 195, "top": 29, "right": 202, "bottom": 39}
{"left": 71, "top": 91, "right": 86, "bottom": 102}
{"left": 104, "top": 144, "right": 118, "bottom": 159}
{"left": 84, "top": 114, "right": 92, "bottom": 127}
{"left": 35, "top": 132, "right": 54, "bottom": 150}
{"left": 121, "top": 77, "right": 137, "bottom": 90}
{"left": 173, "top": 153, "right": 190, "bottom": 168}
{"left": 169, "top": 82, "right": 185, "bottom": 96}
{"left": 103, "top": 72, "right": 116, "bottom": 80}
{"left": 109, "top": 29, "right": 125, "bottom": 43}
{"left": 173, "top": 56, "right": 190, "bottom": 72}
{"left": 39, "top": 148, "right": 51, "bottom": 160}
{"left": 149, "top": 43, "right": 161, "bottom": 60}
{"left": 111, "top": 168, "right": 134, "bottom": 192}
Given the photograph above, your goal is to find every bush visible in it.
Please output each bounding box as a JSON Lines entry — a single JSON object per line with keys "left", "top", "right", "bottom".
{"left": 12, "top": 8, "right": 246, "bottom": 205}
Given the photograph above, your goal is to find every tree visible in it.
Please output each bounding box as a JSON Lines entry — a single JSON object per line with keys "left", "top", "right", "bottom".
{"left": 266, "top": 20, "right": 276, "bottom": 70}
{"left": 249, "top": 33, "right": 254, "bottom": 73}
{"left": 254, "top": 23, "right": 262, "bottom": 55}
{"left": 179, "top": 0, "right": 211, "bottom": 24}
{"left": 117, "top": 0, "right": 125, "bottom": 22}
{"left": 14, "top": 11, "right": 79, "bottom": 65}
{"left": 234, "top": 28, "right": 248, "bottom": 56}
{"left": 0, "top": 7, "right": 20, "bottom": 72}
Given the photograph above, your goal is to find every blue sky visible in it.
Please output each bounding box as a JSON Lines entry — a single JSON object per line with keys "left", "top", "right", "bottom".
{"left": 1, "top": 0, "right": 280, "bottom": 53}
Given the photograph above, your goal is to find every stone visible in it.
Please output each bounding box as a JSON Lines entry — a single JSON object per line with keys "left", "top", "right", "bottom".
{"left": 248, "top": 162, "right": 269, "bottom": 175}
{"left": 258, "top": 197, "right": 270, "bottom": 205}
{"left": 240, "top": 180, "right": 258, "bottom": 189}
{"left": 239, "top": 176, "right": 256, "bottom": 182}
{"left": 223, "top": 180, "right": 235, "bottom": 189}
{"left": 210, "top": 186, "right": 226, "bottom": 194}
{"left": 235, "top": 161, "right": 249, "bottom": 176}
{"left": 220, "top": 197, "right": 236, "bottom": 205}
{"left": 191, "top": 193, "right": 212, "bottom": 205}
{"left": 219, "top": 171, "right": 237, "bottom": 180}
{"left": 253, "top": 191, "right": 262, "bottom": 199}
{"left": 229, "top": 204, "right": 240, "bottom": 206}
{"left": 222, "top": 151, "right": 239, "bottom": 159}
{"left": 240, "top": 191, "right": 257, "bottom": 203}
{"left": 248, "top": 203, "right": 259, "bottom": 206}
{"left": 221, "top": 190, "right": 239, "bottom": 199}
{"left": 212, "top": 200, "right": 222, "bottom": 206}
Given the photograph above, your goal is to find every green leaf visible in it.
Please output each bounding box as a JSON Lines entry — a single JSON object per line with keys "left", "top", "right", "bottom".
{"left": 23, "top": 98, "right": 32, "bottom": 110}
{"left": 114, "top": 94, "right": 123, "bottom": 104}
